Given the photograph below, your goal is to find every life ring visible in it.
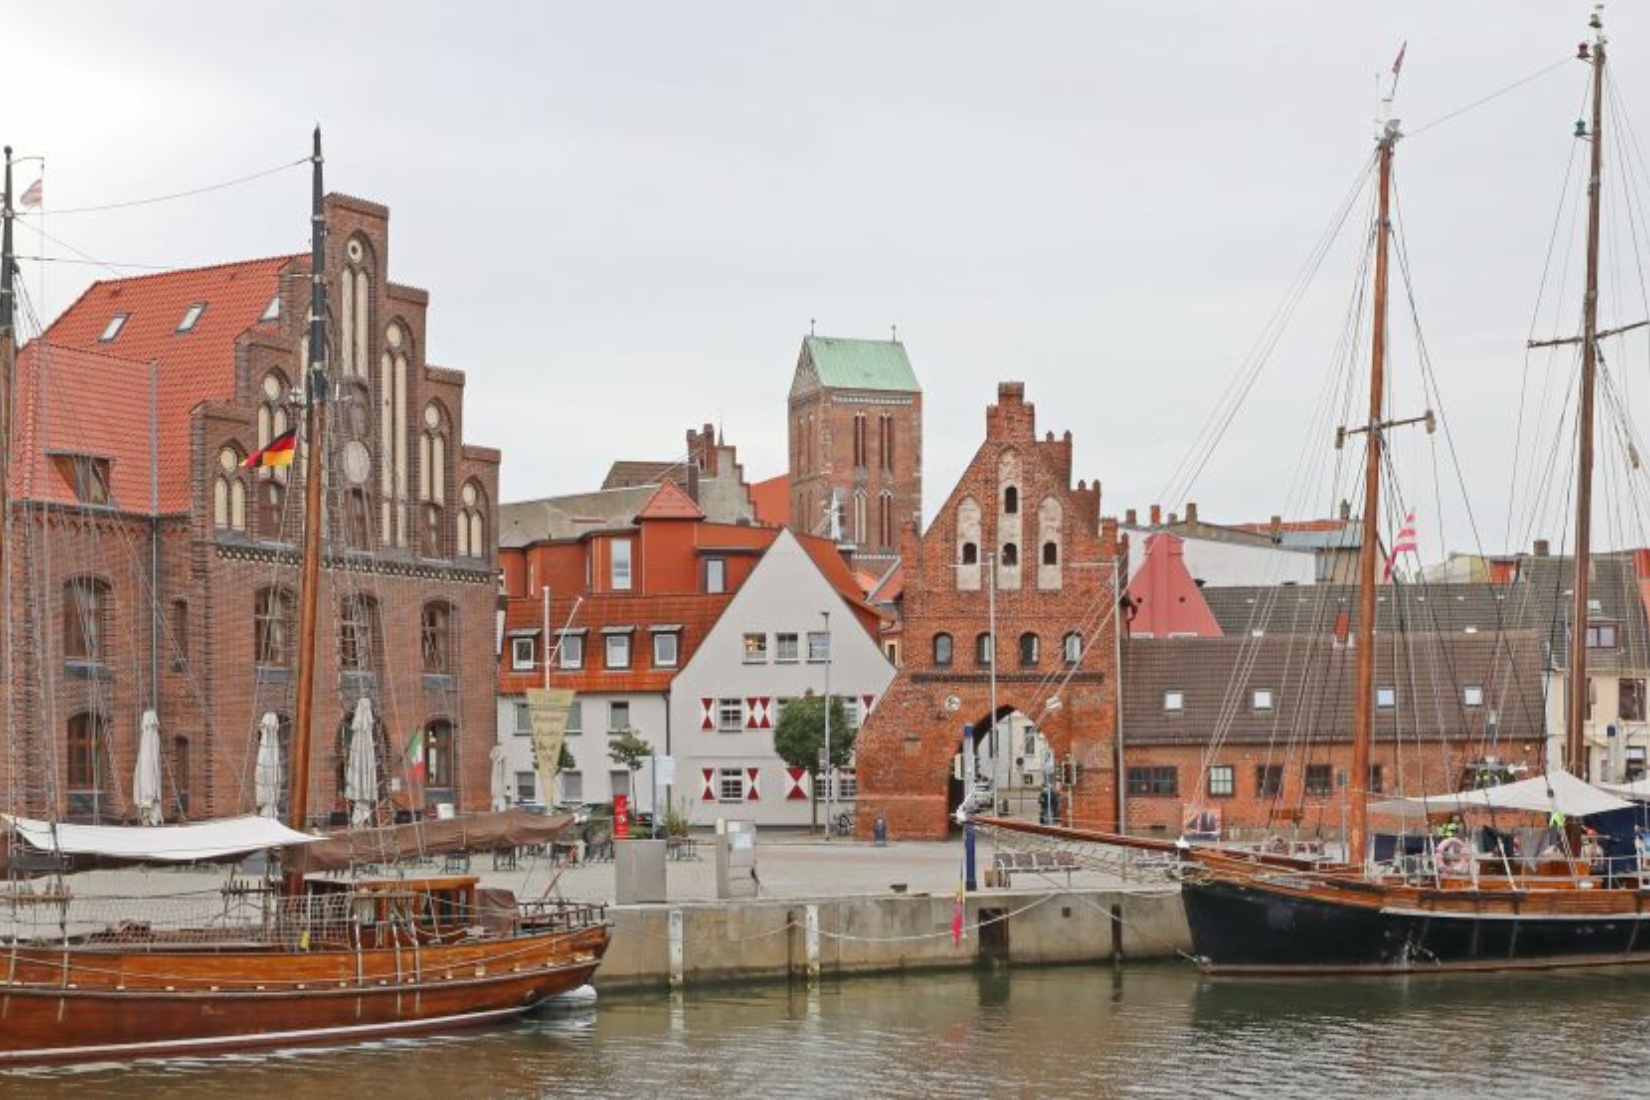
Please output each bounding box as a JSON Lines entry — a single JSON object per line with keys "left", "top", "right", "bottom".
{"left": 1435, "top": 836, "right": 1471, "bottom": 875}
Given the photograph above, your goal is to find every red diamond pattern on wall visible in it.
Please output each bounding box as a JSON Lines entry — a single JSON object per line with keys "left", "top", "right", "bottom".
{"left": 700, "top": 767, "right": 716, "bottom": 801}
{"left": 785, "top": 766, "right": 808, "bottom": 800}
{"left": 746, "top": 767, "right": 761, "bottom": 801}
{"left": 700, "top": 698, "right": 715, "bottom": 731}
{"left": 745, "top": 697, "right": 772, "bottom": 729}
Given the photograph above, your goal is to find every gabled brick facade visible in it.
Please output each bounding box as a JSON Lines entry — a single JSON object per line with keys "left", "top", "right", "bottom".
{"left": 854, "top": 383, "right": 1121, "bottom": 838}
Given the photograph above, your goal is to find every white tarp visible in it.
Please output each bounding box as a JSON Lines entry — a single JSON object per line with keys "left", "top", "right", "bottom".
{"left": 3, "top": 814, "right": 320, "bottom": 861}
{"left": 345, "top": 697, "right": 378, "bottom": 827}
{"left": 1369, "top": 769, "right": 1631, "bottom": 820}
{"left": 255, "top": 712, "right": 282, "bottom": 819}
{"left": 132, "top": 709, "right": 163, "bottom": 826}
{"left": 1600, "top": 777, "right": 1650, "bottom": 801}
{"left": 489, "top": 744, "right": 510, "bottom": 812}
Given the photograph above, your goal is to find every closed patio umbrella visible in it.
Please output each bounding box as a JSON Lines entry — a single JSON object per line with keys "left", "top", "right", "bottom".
{"left": 345, "top": 698, "right": 379, "bottom": 827}
{"left": 133, "top": 709, "right": 163, "bottom": 826}
{"left": 255, "top": 712, "right": 282, "bottom": 819}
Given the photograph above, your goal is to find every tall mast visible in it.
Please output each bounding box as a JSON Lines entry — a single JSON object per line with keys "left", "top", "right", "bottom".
{"left": 0, "top": 148, "right": 14, "bottom": 785}
{"left": 284, "top": 128, "right": 329, "bottom": 893}
{"left": 1349, "top": 118, "right": 1401, "bottom": 867}
{"left": 1566, "top": 15, "right": 1606, "bottom": 778}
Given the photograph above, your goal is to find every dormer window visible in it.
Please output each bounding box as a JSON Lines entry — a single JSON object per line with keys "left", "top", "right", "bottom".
{"left": 261, "top": 295, "right": 281, "bottom": 322}
{"left": 98, "top": 313, "right": 129, "bottom": 342}
{"left": 176, "top": 302, "right": 206, "bottom": 333}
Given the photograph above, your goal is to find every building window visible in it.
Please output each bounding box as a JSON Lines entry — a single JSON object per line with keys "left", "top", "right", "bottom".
{"left": 933, "top": 633, "right": 953, "bottom": 667}
{"left": 457, "top": 481, "right": 487, "bottom": 560}
{"left": 653, "top": 631, "right": 679, "bottom": 668}
{"left": 705, "top": 558, "right": 727, "bottom": 593}
{"left": 961, "top": 542, "right": 979, "bottom": 565}
{"left": 1004, "top": 486, "right": 1019, "bottom": 514}
{"left": 605, "top": 633, "right": 631, "bottom": 669}
{"left": 1163, "top": 690, "right": 1184, "bottom": 713}
{"left": 1019, "top": 633, "right": 1040, "bottom": 667}
{"left": 420, "top": 503, "right": 444, "bottom": 558}
{"left": 1063, "top": 633, "right": 1082, "bottom": 666}
{"left": 1462, "top": 685, "right": 1484, "bottom": 708}
{"left": 99, "top": 313, "right": 129, "bottom": 342}
{"left": 176, "top": 302, "right": 206, "bottom": 332}
{"left": 716, "top": 698, "right": 744, "bottom": 731}
{"left": 1252, "top": 689, "right": 1274, "bottom": 711}
{"left": 853, "top": 413, "right": 867, "bottom": 467}
{"left": 511, "top": 636, "right": 536, "bottom": 671}
{"left": 515, "top": 771, "right": 537, "bottom": 804}
{"left": 67, "top": 712, "right": 106, "bottom": 791}
{"left": 1255, "top": 765, "right": 1284, "bottom": 798}
{"left": 807, "top": 632, "right": 830, "bottom": 662}
{"left": 1304, "top": 764, "right": 1334, "bottom": 797}
{"left": 776, "top": 633, "right": 799, "bottom": 663}
{"left": 1376, "top": 686, "right": 1397, "bottom": 709}
{"left": 880, "top": 414, "right": 895, "bottom": 471}
{"left": 1126, "top": 766, "right": 1178, "bottom": 796}
{"left": 559, "top": 633, "right": 584, "bottom": 669}
{"left": 513, "top": 702, "right": 533, "bottom": 736}
{"left": 421, "top": 601, "right": 452, "bottom": 674}
{"left": 879, "top": 493, "right": 893, "bottom": 549}
{"left": 1587, "top": 622, "right": 1620, "bottom": 649}
{"left": 608, "top": 701, "right": 631, "bottom": 733}
{"left": 256, "top": 587, "right": 295, "bottom": 668}
{"left": 565, "top": 699, "right": 583, "bottom": 735}
{"left": 261, "top": 294, "right": 280, "bottom": 323}
{"left": 1001, "top": 543, "right": 1019, "bottom": 567}
{"left": 52, "top": 454, "right": 111, "bottom": 505}
{"left": 345, "top": 488, "right": 372, "bottom": 550}
{"left": 340, "top": 595, "right": 381, "bottom": 671}
{"left": 63, "top": 578, "right": 108, "bottom": 663}
{"left": 1208, "top": 764, "right": 1235, "bottom": 797}
{"left": 974, "top": 632, "right": 994, "bottom": 667}
{"left": 743, "top": 633, "right": 768, "bottom": 663}
{"left": 611, "top": 539, "right": 633, "bottom": 590}
{"left": 257, "top": 480, "right": 285, "bottom": 539}
{"left": 560, "top": 770, "right": 583, "bottom": 801}
{"left": 1623, "top": 678, "right": 1648, "bottom": 722}
{"left": 425, "top": 721, "right": 455, "bottom": 788}
{"left": 1368, "top": 764, "right": 1384, "bottom": 793}
{"left": 718, "top": 768, "right": 748, "bottom": 803}
{"left": 1042, "top": 541, "right": 1058, "bottom": 566}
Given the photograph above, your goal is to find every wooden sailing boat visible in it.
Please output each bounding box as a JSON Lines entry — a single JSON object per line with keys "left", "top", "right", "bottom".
{"left": 0, "top": 132, "right": 610, "bottom": 1063}
{"left": 990, "top": 15, "right": 1650, "bottom": 974}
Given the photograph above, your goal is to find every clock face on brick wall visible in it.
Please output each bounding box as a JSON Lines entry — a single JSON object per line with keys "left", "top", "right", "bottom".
{"left": 341, "top": 440, "right": 371, "bottom": 485}
{"left": 944, "top": 695, "right": 962, "bottom": 712}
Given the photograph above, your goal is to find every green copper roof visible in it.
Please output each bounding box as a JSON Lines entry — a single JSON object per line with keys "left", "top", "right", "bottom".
{"left": 804, "top": 336, "right": 919, "bottom": 392}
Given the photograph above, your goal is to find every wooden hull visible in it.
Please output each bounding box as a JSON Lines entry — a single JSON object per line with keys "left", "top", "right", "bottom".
{"left": 0, "top": 923, "right": 610, "bottom": 1064}
{"left": 1183, "top": 861, "right": 1650, "bottom": 975}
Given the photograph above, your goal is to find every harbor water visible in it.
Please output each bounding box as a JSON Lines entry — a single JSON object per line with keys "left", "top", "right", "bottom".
{"left": 8, "top": 961, "right": 1650, "bottom": 1098}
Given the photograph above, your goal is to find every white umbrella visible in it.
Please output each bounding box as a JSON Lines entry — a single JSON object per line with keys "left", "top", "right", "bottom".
{"left": 255, "top": 712, "right": 282, "bottom": 819}
{"left": 345, "top": 697, "right": 379, "bottom": 827}
{"left": 133, "top": 709, "right": 163, "bottom": 826}
{"left": 489, "top": 744, "right": 510, "bottom": 812}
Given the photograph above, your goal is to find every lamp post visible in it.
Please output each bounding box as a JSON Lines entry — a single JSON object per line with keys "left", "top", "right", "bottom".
{"left": 821, "top": 609, "right": 833, "bottom": 840}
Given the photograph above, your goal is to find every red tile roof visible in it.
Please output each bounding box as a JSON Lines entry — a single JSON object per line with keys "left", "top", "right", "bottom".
{"left": 635, "top": 479, "right": 704, "bottom": 521}
{"left": 11, "top": 343, "right": 158, "bottom": 506}
{"left": 27, "top": 255, "right": 299, "bottom": 512}
{"left": 795, "top": 532, "right": 887, "bottom": 638}
{"left": 499, "top": 592, "right": 734, "bottom": 696}
{"left": 749, "top": 474, "right": 788, "bottom": 527}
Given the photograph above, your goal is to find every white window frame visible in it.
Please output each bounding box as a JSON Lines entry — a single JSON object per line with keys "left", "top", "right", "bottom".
{"left": 515, "top": 770, "right": 537, "bottom": 804}
{"left": 611, "top": 539, "right": 633, "bottom": 591}
{"left": 717, "top": 767, "right": 748, "bottom": 803}
{"left": 565, "top": 699, "right": 583, "bottom": 736}
{"left": 1376, "top": 686, "right": 1397, "bottom": 709}
{"left": 605, "top": 634, "right": 631, "bottom": 669}
{"left": 510, "top": 636, "right": 535, "bottom": 671}
{"left": 608, "top": 701, "right": 631, "bottom": 734}
{"left": 653, "top": 631, "right": 679, "bottom": 668}
{"left": 1463, "top": 685, "right": 1484, "bottom": 707}
{"left": 513, "top": 701, "right": 533, "bottom": 736}
{"left": 717, "top": 698, "right": 744, "bottom": 732}
{"left": 743, "top": 633, "right": 768, "bottom": 663}
{"left": 807, "top": 632, "right": 830, "bottom": 663}
{"left": 1208, "top": 764, "right": 1235, "bottom": 797}
{"left": 775, "top": 633, "right": 799, "bottom": 663}
{"left": 1252, "top": 689, "right": 1274, "bottom": 711}
{"left": 559, "top": 633, "right": 584, "bottom": 669}
{"left": 1164, "top": 690, "right": 1185, "bottom": 713}
{"left": 561, "top": 770, "right": 583, "bottom": 802}
{"left": 705, "top": 558, "right": 727, "bottom": 593}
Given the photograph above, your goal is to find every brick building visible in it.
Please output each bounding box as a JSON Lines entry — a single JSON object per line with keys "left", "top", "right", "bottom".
{"left": 4, "top": 194, "right": 500, "bottom": 824}
{"left": 854, "top": 382, "right": 1121, "bottom": 839}
{"left": 787, "top": 335, "right": 922, "bottom": 573}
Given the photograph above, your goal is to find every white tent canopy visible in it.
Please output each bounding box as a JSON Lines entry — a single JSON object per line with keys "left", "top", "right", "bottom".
{"left": 4, "top": 814, "right": 320, "bottom": 862}
{"left": 1369, "top": 769, "right": 1632, "bottom": 820}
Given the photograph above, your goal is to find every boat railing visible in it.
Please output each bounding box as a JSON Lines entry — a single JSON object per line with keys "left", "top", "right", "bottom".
{"left": 518, "top": 898, "right": 608, "bottom": 932}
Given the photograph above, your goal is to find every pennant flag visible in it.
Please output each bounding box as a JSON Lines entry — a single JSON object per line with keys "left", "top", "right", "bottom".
{"left": 1391, "top": 41, "right": 1407, "bottom": 76}
{"left": 951, "top": 881, "right": 965, "bottom": 947}
{"left": 1384, "top": 511, "right": 1419, "bottom": 581}
{"left": 19, "top": 178, "right": 42, "bottom": 209}
{"left": 241, "top": 428, "right": 297, "bottom": 470}
{"left": 405, "top": 728, "right": 426, "bottom": 786}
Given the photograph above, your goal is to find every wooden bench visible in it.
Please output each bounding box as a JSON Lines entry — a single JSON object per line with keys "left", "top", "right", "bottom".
{"left": 991, "top": 850, "right": 1080, "bottom": 887}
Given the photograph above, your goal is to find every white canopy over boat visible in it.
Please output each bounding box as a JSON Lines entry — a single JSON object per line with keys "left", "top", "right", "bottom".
{"left": 1368, "top": 769, "right": 1631, "bottom": 820}
{"left": 3, "top": 814, "right": 320, "bottom": 862}
{"left": 1599, "top": 777, "right": 1650, "bottom": 801}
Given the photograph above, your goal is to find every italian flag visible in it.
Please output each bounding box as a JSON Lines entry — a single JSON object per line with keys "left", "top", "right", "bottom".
{"left": 406, "top": 729, "right": 426, "bottom": 786}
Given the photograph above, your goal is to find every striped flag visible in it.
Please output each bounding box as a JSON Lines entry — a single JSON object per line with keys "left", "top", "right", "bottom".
{"left": 1384, "top": 511, "right": 1418, "bottom": 581}
{"left": 19, "top": 178, "right": 42, "bottom": 209}
{"left": 241, "top": 428, "right": 297, "bottom": 470}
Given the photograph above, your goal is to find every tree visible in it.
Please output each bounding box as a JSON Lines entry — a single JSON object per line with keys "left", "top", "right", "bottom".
{"left": 772, "top": 694, "right": 852, "bottom": 830}
{"left": 607, "top": 730, "right": 652, "bottom": 773}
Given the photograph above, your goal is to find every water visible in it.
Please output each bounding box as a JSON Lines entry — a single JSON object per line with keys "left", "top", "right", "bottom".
{"left": 6, "top": 963, "right": 1650, "bottom": 1099}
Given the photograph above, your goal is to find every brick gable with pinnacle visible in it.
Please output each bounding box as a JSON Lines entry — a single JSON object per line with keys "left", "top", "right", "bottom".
{"left": 854, "top": 382, "right": 1121, "bottom": 839}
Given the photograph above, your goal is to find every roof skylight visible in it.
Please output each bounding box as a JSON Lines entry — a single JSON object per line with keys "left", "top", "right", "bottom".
{"left": 260, "top": 295, "right": 280, "bottom": 322}
{"left": 98, "top": 313, "right": 129, "bottom": 342}
{"left": 176, "top": 302, "right": 206, "bottom": 333}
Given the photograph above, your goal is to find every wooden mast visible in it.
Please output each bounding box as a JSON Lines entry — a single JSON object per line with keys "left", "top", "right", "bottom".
{"left": 0, "top": 148, "right": 13, "bottom": 797}
{"left": 1566, "top": 15, "right": 1606, "bottom": 778}
{"left": 283, "top": 128, "right": 329, "bottom": 895}
{"left": 1349, "top": 118, "right": 1401, "bottom": 867}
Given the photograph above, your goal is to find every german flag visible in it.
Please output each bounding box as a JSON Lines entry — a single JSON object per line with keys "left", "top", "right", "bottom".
{"left": 242, "top": 428, "right": 297, "bottom": 470}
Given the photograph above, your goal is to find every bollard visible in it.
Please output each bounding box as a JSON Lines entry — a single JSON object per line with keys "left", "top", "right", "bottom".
{"left": 873, "top": 814, "right": 888, "bottom": 846}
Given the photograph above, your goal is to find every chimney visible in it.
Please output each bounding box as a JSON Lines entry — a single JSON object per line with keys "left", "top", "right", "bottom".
{"left": 1150, "top": 504, "right": 1162, "bottom": 526}
{"left": 1186, "top": 501, "right": 1198, "bottom": 526}
{"left": 1339, "top": 499, "right": 1352, "bottom": 521}
{"left": 1125, "top": 508, "right": 1138, "bottom": 526}
{"left": 1534, "top": 539, "right": 1550, "bottom": 558}
{"left": 1168, "top": 512, "right": 1178, "bottom": 525}
{"left": 1269, "top": 515, "right": 1283, "bottom": 544}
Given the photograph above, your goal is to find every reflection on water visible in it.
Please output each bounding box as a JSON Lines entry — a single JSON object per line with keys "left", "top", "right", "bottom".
{"left": 9, "top": 964, "right": 1650, "bottom": 1098}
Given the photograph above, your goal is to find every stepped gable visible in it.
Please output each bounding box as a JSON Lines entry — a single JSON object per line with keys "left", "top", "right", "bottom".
{"left": 853, "top": 381, "right": 1120, "bottom": 839}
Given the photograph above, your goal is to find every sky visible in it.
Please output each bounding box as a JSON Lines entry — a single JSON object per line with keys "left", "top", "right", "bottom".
{"left": 10, "top": 2, "right": 1650, "bottom": 565}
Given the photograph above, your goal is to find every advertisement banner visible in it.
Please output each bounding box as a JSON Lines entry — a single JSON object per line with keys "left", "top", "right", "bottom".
{"left": 526, "top": 687, "right": 576, "bottom": 805}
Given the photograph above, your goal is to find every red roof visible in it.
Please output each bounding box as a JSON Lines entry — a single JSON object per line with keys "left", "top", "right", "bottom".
{"left": 499, "top": 592, "right": 733, "bottom": 696}
{"left": 636, "top": 479, "right": 704, "bottom": 521}
{"left": 795, "top": 532, "right": 886, "bottom": 639}
{"left": 1231, "top": 518, "right": 1349, "bottom": 534}
{"left": 11, "top": 343, "right": 158, "bottom": 506}
{"left": 749, "top": 474, "right": 788, "bottom": 527}
{"left": 25, "top": 256, "right": 299, "bottom": 512}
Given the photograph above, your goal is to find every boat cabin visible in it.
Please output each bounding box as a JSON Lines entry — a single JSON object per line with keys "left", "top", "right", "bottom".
{"left": 305, "top": 875, "right": 517, "bottom": 944}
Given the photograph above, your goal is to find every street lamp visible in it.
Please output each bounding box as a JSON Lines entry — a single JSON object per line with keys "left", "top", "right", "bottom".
{"left": 821, "top": 609, "right": 833, "bottom": 840}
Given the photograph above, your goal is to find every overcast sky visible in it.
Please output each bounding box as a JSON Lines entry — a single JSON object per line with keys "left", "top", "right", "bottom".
{"left": 11, "top": 2, "right": 1650, "bottom": 564}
